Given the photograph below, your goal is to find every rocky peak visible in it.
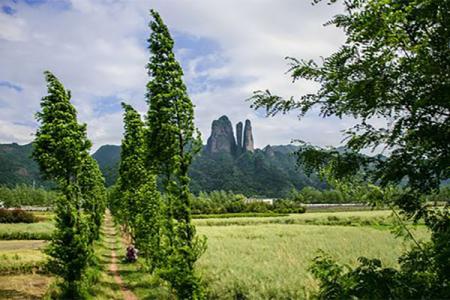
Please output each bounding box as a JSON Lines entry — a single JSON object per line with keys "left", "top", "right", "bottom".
{"left": 243, "top": 119, "right": 254, "bottom": 152}
{"left": 205, "top": 115, "right": 237, "bottom": 154}
{"left": 236, "top": 122, "right": 243, "bottom": 153}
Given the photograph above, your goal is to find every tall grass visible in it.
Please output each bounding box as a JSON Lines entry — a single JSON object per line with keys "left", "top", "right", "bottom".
{"left": 196, "top": 223, "right": 429, "bottom": 299}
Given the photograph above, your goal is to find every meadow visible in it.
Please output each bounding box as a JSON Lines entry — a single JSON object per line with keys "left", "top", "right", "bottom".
{"left": 0, "top": 209, "right": 429, "bottom": 299}
{"left": 196, "top": 222, "right": 428, "bottom": 299}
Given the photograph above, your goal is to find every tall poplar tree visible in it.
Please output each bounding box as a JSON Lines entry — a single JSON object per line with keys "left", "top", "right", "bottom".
{"left": 79, "top": 155, "right": 106, "bottom": 244}
{"left": 146, "top": 10, "right": 205, "bottom": 299}
{"left": 33, "top": 71, "right": 92, "bottom": 298}
{"left": 117, "top": 102, "right": 147, "bottom": 239}
{"left": 118, "top": 102, "right": 163, "bottom": 270}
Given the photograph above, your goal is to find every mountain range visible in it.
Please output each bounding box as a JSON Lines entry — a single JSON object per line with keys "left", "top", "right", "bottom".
{"left": 0, "top": 115, "right": 325, "bottom": 197}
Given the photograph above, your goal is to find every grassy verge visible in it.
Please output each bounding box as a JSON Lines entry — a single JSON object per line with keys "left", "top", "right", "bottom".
{"left": 0, "top": 222, "right": 54, "bottom": 240}
{"left": 86, "top": 229, "right": 123, "bottom": 299}
{"left": 112, "top": 221, "right": 172, "bottom": 299}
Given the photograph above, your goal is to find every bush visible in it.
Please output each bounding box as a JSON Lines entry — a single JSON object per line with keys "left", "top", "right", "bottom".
{"left": 0, "top": 209, "right": 37, "bottom": 223}
{"left": 243, "top": 201, "right": 271, "bottom": 213}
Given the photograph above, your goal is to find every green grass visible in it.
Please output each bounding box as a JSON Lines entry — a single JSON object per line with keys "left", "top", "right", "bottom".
{"left": 114, "top": 210, "right": 429, "bottom": 299}
{"left": 193, "top": 212, "right": 288, "bottom": 219}
{"left": 86, "top": 231, "right": 123, "bottom": 300}
{"left": 0, "top": 210, "right": 430, "bottom": 298}
{"left": 32, "top": 211, "right": 54, "bottom": 222}
{"left": 88, "top": 212, "right": 172, "bottom": 299}
{"left": 0, "top": 222, "right": 54, "bottom": 240}
{"left": 196, "top": 223, "right": 429, "bottom": 299}
{"left": 193, "top": 210, "right": 397, "bottom": 227}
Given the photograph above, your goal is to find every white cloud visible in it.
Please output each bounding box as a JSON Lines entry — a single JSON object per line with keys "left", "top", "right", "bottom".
{"left": 0, "top": 120, "right": 34, "bottom": 144}
{"left": 0, "top": 13, "right": 28, "bottom": 41}
{"left": 0, "top": 0, "right": 351, "bottom": 151}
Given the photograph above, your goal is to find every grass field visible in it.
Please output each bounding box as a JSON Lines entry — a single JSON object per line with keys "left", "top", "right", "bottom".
{"left": 196, "top": 223, "right": 428, "bottom": 299}
{"left": 0, "top": 209, "right": 430, "bottom": 299}
{"left": 193, "top": 210, "right": 397, "bottom": 227}
{"left": 0, "top": 222, "right": 53, "bottom": 240}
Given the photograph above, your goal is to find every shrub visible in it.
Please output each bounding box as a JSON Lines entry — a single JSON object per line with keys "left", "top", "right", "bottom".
{"left": 0, "top": 209, "right": 37, "bottom": 223}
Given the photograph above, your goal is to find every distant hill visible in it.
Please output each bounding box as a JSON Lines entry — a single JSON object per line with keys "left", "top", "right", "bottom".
{"left": 0, "top": 141, "right": 325, "bottom": 197}
{"left": 92, "top": 145, "right": 120, "bottom": 186}
{"left": 91, "top": 143, "right": 325, "bottom": 197}
{"left": 0, "top": 143, "right": 50, "bottom": 188}
{"left": 0, "top": 115, "right": 327, "bottom": 197}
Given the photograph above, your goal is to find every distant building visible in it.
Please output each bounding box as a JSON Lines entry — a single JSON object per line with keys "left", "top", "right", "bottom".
{"left": 245, "top": 198, "right": 274, "bottom": 205}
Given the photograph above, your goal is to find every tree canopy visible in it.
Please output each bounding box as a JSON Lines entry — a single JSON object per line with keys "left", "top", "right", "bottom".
{"left": 251, "top": 0, "right": 449, "bottom": 209}
{"left": 250, "top": 0, "right": 450, "bottom": 298}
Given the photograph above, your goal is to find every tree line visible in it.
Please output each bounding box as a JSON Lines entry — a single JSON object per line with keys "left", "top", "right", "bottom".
{"left": 31, "top": 9, "right": 204, "bottom": 299}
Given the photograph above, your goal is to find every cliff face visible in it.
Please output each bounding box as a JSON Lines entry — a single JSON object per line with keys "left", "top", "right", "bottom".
{"left": 205, "top": 115, "right": 237, "bottom": 154}
{"left": 243, "top": 119, "right": 254, "bottom": 152}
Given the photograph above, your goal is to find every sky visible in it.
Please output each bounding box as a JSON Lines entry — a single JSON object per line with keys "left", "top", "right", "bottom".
{"left": 0, "top": 0, "right": 352, "bottom": 151}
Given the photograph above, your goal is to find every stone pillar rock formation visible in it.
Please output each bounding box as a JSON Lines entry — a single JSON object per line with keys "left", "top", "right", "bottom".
{"left": 205, "top": 115, "right": 237, "bottom": 154}
{"left": 243, "top": 119, "right": 254, "bottom": 152}
{"left": 236, "top": 122, "right": 243, "bottom": 153}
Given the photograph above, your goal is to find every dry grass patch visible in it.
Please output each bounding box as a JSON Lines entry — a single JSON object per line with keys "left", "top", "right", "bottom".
{"left": 0, "top": 274, "right": 53, "bottom": 299}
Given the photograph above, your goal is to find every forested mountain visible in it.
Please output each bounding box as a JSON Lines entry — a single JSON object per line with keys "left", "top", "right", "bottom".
{"left": 0, "top": 142, "right": 324, "bottom": 197}
{"left": 92, "top": 145, "right": 120, "bottom": 186}
{"left": 0, "top": 116, "right": 326, "bottom": 197}
{"left": 0, "top": 143, "right": 50, "bottom": 187}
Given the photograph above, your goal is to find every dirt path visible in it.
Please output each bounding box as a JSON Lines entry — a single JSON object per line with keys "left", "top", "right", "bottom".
{"left": 104, "top": 211, "right": 138, "bottom": 300}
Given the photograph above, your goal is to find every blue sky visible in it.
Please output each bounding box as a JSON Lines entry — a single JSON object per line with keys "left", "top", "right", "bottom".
{"left": 0, "top": 0, "right": 363, "bottom": 151}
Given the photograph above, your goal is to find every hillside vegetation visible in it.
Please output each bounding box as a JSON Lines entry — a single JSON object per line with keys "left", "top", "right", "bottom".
{"left": 0, "top": 142, "right": 325, "bottom": 197}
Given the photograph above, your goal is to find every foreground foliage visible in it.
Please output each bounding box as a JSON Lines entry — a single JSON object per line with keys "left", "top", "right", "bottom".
{"left": 251, "top": 0, "right": 450, "bottom": 298}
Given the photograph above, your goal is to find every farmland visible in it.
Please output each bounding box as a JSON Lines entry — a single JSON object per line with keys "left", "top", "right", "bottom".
{"left": 0, "top": 209, "right": 430, "bottom": 299}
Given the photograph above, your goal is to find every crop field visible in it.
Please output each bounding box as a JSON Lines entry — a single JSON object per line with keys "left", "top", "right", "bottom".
{"left": 0, "top": 222, "right": 53, "bottom": 240}
{"left": 0, "top": 209, "right": 430, "bottom": 299}
{"left": 196, "top": 223, "right": 428, "bottom": 299}
{"left": 0, "top": 228, "right": 52, "bottom": 298}
{"left": 193, "top": 210, "right": 396, "bottom": 227}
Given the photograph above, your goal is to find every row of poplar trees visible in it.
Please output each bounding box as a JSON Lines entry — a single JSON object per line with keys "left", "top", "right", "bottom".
{"left": 33, "top": 71, "right": 107, "bottom": 298}
{"left": 110, "top": 10, "right": 206, "bottom": 299}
